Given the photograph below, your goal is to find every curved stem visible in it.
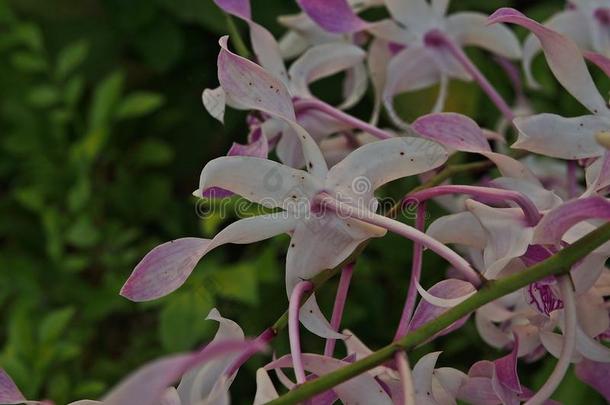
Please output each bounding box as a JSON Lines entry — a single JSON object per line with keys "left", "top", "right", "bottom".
{"left": 316, "top": 194, "right": 482, "bottom": 286}
{"left": 408, "top": 184, "right": 541, "bottom": 226}
{"left": 395, "top": 351, "right": 416, "bottom": 405}
{"left": 289, "top": 281, "right": 314, "bottom": 384}
{"left": 394, "top": 203, "right": 426, "bottom": 340}
{"left": 294, "top": 98, "right": 394, "bottom": 140}
{"left": 524, "top": 275, "right": 577, "bottom": 405}
{"left": 224, "top": 14, "right": 250, "bottom": 58}
{"left": 424, "top": 29, "right": 514, "bottom": 123}
{"left": 324, "top": 263, "right": 355, "bottom": 357}
{"left": 265, "top": 223, "right": 610, "bottom": 405}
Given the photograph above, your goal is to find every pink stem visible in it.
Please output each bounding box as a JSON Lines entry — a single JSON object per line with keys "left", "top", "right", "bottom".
{"left": 524, "top": 275, "right": 576, "bottom": 405}
{"left": 294, "top": 98, "right": 394, "bottom": 140}
{"left": 394, "top": 203, "right": 426, "bottom": 340}
{"left": 324, "top": 263, "right": 355, "bottom": 357}
{"left": 289, "top": 280, "right": 314, "bottom": 384}
{"left": 424, "top": 29, "right": 515, "bottom": 123}
{"left": 566, "top": 161, "right": 577, "bottom": 198}
{"left": 395, "top": 351, "right": 416, "bottom": 404}
{"left": 408, "top": 184, "right": 541, "bottom": 226}
{"left": 224, "top": 327, "right": 276, "bottom": 377}
{"left": 315, "top": 194, "right": 481, "bottom": 286}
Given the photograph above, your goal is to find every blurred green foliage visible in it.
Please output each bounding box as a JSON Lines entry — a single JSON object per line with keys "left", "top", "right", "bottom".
{"left": 0, "top": 0, "right": 607, "bottom": 403}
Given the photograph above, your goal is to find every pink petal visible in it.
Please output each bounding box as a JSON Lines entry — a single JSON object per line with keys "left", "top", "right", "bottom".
{"left": 213, "top": 0, "right": 250, "bottom": 20}
{"left": 575, "top": 359, "right": 610, "bottom": 402}
{"left": 458, "top": 377, "right": 500, "bottom": 405}
{"left": 227, "top": 128, "right": 269, "bottom": 159}
{"left": 266, "top": 354, "right": 393, "bottom": 404}
{"left": 493, "top": 337, "right": 521, "bottom": 393}
{"left": 296, "top": 0, "right": 370, "bottom": 34}
{"left": 0, "top": 369, "right": 26, "bottom": 404}
{"left": 103, "top": 340, "right": 264, "bottom": 405}
{"left": 412, "top": 113, "right": 491, "bottom": 153}
{"left": 409, "top": 279, "right": 476, "bottom": 339}
{"left": 488, "top": 8, "right": 607, "bottom": 115}
{"left": 217, "top": 36, "right": 295, "bottom": 122}
{"left": 584, "top": 51, "right": 610, "bottom": 78}
{"left": 120, "top": 238, "right": 211, "bottom": 302}
{"left": 533, "top": 196, "right": 610, "bottom": 245}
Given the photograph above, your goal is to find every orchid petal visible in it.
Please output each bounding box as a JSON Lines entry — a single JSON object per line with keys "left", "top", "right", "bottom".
{"left": 466, "top": 200, "right": 533, "bottom": 279}
{"left": 576, "top": 326, "right": 610, "bottom": 362}
{"left": 575, "top": 359, "right": 610, "bottom": 402}
{"left": 491, "top": 177, "right": 562, "bottom": 212}
{"left": 412, "top": 351, "right": 441, "bottom": 400}
{"left": 278, "top": 30, "right": 309, "bottom": 60}
{"left": 286, "top": 218, "right": 382, "bottom": 338}
{"left": 540, "top": 331, "right": 582, "bottom": 363}
{"left": 218, "top": 36, "right": 295, "bottom": 121}
{"left": 533, "top": 196, "right": 610, "bottom": 245}
{"left": 585, "top": 152, "right": 610, "bottom": 195}
{"left": 340, "top": 62, "right": 368, "bottom": 110}
{"left": 327, "top": 137, "right": 448, "bottom": 200}
{"left": 576, "top": 290, "right": 610, "bottom": 338}
{"left": 513, "top": 113, "right": 608, "bottom": 159}
{"left": 161, "top": 388, "right": 181, "bottom": 405}
{"left": 296, "top": 0, "right": 370, "bottom": 33}
{"left": 227, "top": 128, "right": 268, "bottom": 159}
{"left": 385, "top": 0, "right": 431, "bottom": 28}
{"left": 415, "top": 280, "right": 476, "bottom": 308}
{"left": 410, "top": 279, "right": 476, "bottom": 339}
{"left": 447, "top": 12, "right": 521, "bottom": 59}
{"left": 213, "top": 0, "right": 250, "bottom": 20}
{"left": 103, "top": 340, "right": 262, "bottom": 405}
{"left": 585, "top": 51, "right": 610, "bottom": 79}
{"left": 120, "top": 238, "right": 211, "bottom": 302}
{"left": 202, "top": 87, "right": 226, "bottom": 123}
{"left": 458, "top": 376, "right": 500, "bottom": 405}
{"left": 288, "top": 43, "right": 366, "bottom": 99}
{"left": 412, "top": 112, "right": 491, "bottom": 153}
{"left": 253, "top": 368, "right": 279, "bottom": 404}
{"left": 493, "top": 340, "right": 521, "bottom": 394}
{"left": 382, "top": 46, "right": 441, "bottom": 128}
{"left": 427, "top": 211, "right": 486, "bottom": 249}
{"left": 431, "top": 0, "right": 449, "bottom": 17}
{"left": 267, "top": 354, "right": 393, "bottom": 404}
{"left": 177, "top": 309, "right": 244, "bottom": 404}
{"left": 481, "top": 151, "right": 539, "bottom": 182}
{"left": 199, "top": 156, "right": 321, "bottom": 209}
{"left": 522, "top": 10, "right": 590, "bottom": 89}
{"left": 0, "top": 369, "right": 29, "bottom": 405}
{"left": 122, "top": 214, "right": 297, "bottom": 301}
{"left": 488, "top": 8, "right": 608, "bottom": 115}
{"left": 475, "top": 311, "right": 512, "bottom": 350}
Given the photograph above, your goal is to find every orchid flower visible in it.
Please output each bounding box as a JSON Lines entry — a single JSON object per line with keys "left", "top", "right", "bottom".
{"left": 523, "top": 0, "right": 610, "bottom": 89}
{"left": 0, "top": 333, "right": 263, "bottom": 405}
{"left": 297, "top": 0, "right": 522, "bottom": 127}
{"left": 203, "top": 0, "right": 395, "bottom": 169}
{"left": 122, "top": 33, "right": 453, "bottom": 340}
{"left": 490, "top": 9, "right": 610, "bottom": 161}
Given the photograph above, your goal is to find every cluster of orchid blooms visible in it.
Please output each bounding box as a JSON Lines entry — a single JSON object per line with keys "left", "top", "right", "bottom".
{"left": 4, "top": 0, "right": 610, "bottom": 404}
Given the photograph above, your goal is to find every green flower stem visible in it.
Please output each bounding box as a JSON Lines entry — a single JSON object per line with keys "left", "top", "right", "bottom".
{"left": 224, "top": 14, "right": 250, "bottom": 58}
{"left": 265, "top": 222, "right": 610, "bottom": 405}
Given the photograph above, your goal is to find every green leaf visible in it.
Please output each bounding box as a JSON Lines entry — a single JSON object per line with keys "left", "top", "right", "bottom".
{"left": 27, "top": 85, "right": 60, "bottom": 108}
{"left": 55, "top": 40, "right": 89, "bottom": 80}
{"left": 132, "top": 17, "right": 184, "bottom": 72}
{"left": 65, "top": 216, "right": 100, "bottom": 248}
{"left": 159, "top": 289, "right": 215, "bottom": 352}
{"left": 87, "top": 71, "right": 124, "bottom": 131}
{"left": 63, "top": 75, "right": 85, "bottom": 107}
{"left": 11, "top": 51, "right": 47, "bottom": 73}
{"left": 133, "top": 139, "right": 174, "bottom": 166}
{"left": 210, "top": 263, "right": 259, "bottom": 305}
{"left": 14, "top": 22, "right": 43, "bottom": 52}
{"left": 115, "top": 92, "right": 164, "bottom": 120}
{"left": 38, "top": 307, "right": 75, "bottom": 344}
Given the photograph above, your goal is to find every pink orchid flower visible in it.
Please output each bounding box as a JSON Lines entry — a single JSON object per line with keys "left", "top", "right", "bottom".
{"left": 203, "top": 0, "right": 394, "bottom": 169}
{"left": 523, "top": 0, "right": 610, "bottom": 89}
{"left": 297, "top": 0, "right": 522, "bottom": 126}
{"left": 0, "top": 328, "right": 263, "bottom": 405}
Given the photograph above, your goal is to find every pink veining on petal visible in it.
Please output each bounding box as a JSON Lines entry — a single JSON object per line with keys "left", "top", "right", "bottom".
{"left": 527, "top": 278, "right": 564, "bottom": 316}
{"left": 412, "top": 113, "right": 491, "bottom": 153}
{"left": 296, "top": 0, "right": 370, "bottom": 34}
{"left": 493, "top": 335, "right": 522, "bottom": 394}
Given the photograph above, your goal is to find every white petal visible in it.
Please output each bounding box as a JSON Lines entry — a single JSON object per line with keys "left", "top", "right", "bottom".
{"left": 427, "top": 211, "right": 487, "bottom": 249}
{"left": 253, "top": 369, "right": 279, "bottom": 404}
{"left": 202, "top": 87, "right": 226, "bottom": 123}
{"left": 513, "top": 114, "right": 608, "bottom": 160}
{"left": 447, "top": 12, "right": 522, "bottom": 59}
{"left": 199, "top": 156, "right": 322, "bottom": 209}
{"left": 385, "top": 0, "right": 432, "bottom": 28}
{"left": 288, "top": 42, "right": 366, "bottom": 99}
{"left": 416, "top": 282, "right": 476, "bottom": 308}
{"left": 327, "top": 136, "right": 448, "bottom": 200}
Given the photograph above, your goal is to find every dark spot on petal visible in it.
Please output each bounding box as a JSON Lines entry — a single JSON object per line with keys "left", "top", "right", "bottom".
{"left": 400, "top": 151, "right": 405, "bottom": 156}
{"left": 291, "top": 243, "right": 295, "bottom": 248}
{"left": 308, "top": 162, "right": 313, "bottom": 169}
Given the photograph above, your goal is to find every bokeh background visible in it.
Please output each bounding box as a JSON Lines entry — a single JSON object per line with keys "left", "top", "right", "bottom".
{"left": 0, "top": 0, "right": 607, "bottom": 403}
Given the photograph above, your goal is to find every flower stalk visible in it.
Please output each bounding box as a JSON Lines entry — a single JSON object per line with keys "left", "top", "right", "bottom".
{"left": 265, "top": 222, "right": 610, "bottom": 404}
